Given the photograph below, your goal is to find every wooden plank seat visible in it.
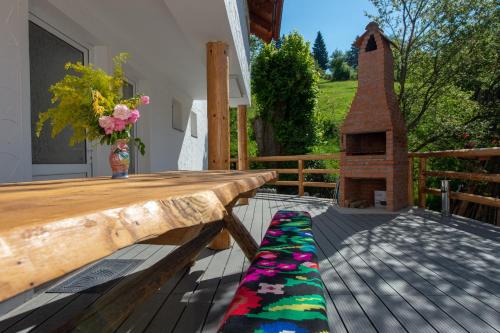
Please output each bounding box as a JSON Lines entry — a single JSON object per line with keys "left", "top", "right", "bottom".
{"left": 218, "top": 210, "right": 330, "bottom": 333}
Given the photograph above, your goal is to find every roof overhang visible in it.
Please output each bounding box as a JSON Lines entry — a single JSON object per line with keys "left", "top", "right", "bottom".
{"left": 248, "top": 0, "right": 284, "bottom": 43}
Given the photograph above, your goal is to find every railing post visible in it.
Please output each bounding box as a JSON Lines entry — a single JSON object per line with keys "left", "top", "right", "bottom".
{"left": 298, "top": 159, "right": 304, "bottom": 196}
{"left": 237, "top": 105, "right": 249, "bottom": 205}
{"left": 418, "top": 157, "right": 427, "bottom": 208}
{"left": 408, "top": 156, "right": 414, "bottom": 207}
{"left": 441, "top": 179, "right": 451, "bottom": 217}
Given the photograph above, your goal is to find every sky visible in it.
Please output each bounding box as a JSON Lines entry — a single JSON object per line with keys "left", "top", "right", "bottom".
{"left": 280, "top": 0, "right": 377, "bottom": 53}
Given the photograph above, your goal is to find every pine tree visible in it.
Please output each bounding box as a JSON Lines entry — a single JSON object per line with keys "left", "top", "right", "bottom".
{"left": 312, "top": 31, "right": 329, "bottom": 71}
{"left": 345, "top": 36, "right": 360, "bottom": 69}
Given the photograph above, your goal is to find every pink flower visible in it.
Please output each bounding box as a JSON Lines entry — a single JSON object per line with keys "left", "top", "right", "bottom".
{"left": 128, "top": 109, "right": 140, "bottom": 124}
{"left": 98, "top": 116, "right": 113, "bottom": 129}
{"left": 113, "top": 104, "right": 131, "bottom": 120}
{"left": 113, "top": 117, "right": 127, "bottom": 131}
{"left": 140, "top": 95, "right": 150, "bottom": 105}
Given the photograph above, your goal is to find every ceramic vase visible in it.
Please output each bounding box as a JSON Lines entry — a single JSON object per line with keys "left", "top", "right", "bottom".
{"left": 109, "top": 139, "right": 130, "bottom": 179}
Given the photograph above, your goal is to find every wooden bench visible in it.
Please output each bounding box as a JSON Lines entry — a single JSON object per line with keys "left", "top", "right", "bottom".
{"left": 218, "top": 210, "right": 330, "bottom": 333}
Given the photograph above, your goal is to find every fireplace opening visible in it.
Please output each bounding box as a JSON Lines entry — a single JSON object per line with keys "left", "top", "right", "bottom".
{"left": 344, "top": 178, "right": 386, "bottom": 207}
{"left": 346, "top": 132, "right": 386, "bottom": 156}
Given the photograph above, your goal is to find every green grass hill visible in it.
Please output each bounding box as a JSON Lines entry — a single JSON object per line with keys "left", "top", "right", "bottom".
{"left": 313, "top": 80, "right": 357, "bottom": 155}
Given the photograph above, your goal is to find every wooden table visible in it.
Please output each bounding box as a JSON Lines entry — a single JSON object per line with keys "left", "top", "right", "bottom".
{"left": 0, "top": 170, "right": 276, "bottom": 330}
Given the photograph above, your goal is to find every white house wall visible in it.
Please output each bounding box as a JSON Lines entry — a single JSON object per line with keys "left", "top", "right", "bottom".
{"left": 225, "top": 0, "right": 251, "bottom": 106}
{"left": 0, "top": 0, "right": 32, "bottom": 183}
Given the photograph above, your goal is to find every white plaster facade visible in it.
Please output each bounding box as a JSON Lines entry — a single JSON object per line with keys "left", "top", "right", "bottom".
{"left": 0, "top": 0, "right": 251, "bottom": 183}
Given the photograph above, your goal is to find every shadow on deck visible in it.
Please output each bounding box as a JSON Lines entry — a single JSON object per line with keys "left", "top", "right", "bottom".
{"left": 1, "top": 193, "right": 499, "bottom": 332}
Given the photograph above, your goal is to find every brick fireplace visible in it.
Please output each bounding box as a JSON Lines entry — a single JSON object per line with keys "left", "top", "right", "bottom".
{"left": 340, "top": 22, "right": 408, "bottom": 211}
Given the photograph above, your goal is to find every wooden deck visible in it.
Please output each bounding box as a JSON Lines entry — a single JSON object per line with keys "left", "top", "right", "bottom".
{"left": 1, "top": 193, "right": 499, "bottom": 332}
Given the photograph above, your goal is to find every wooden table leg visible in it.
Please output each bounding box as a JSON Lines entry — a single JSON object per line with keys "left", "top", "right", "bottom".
{"left": 57, "top": 220, "right": 223, "bottom": 333}
{"left": 207, "top": 229, "right": 232, "bottom": 250}
{"left": 223, "top": 209, "right": 259, "bottom": 261}
{"left": 208, "top": 189, "right": 259, "bottom": 252}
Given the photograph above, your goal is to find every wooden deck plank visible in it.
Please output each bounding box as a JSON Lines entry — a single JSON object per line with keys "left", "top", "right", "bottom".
{"left": 324, "top": 292, "right": 348, "bottom": 333}
{"left": 344, "top": 213, "right": 500, "bottom": 312}
{"left": 313, "top": 222, "right": 407, "bottom": 332}
{"left": 115, "top": 267, "right": 186, "bottom": 332}
{"left": 398, "top": 214, "right": 500, "bottom": 267}
{"left": 318, "top": 214, "right": 467, "bottom": 333}
{"left": 38, "top": 244, "right": 175, "bottom": 332}
{"left": 0, "top": 244, "right": 145, "bottom": 332}
{"left": 333, "top": 295, "right": 378, "bottom": 333}
{"left": 327, "top": 209, "right": 500, "bottom": 330}
{"left": 427, "top": 295, "right": 499, "bottom": 333}
{"left": 172, "top": 247, "right": 234, "bottom": 332}
{"left": 373, "top": 214, "right": 500, "bottom": 287}
{"left": 201, "top": 201, "right": 255, "bottom": 332}
{"left": 142, "top": 248, "right": 215, "bottom": 333}
{"left": 386, "top": 219, "right": 500, "bottom": 292}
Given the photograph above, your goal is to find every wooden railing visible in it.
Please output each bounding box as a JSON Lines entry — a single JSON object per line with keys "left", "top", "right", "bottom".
{"left": 231, "top": 153, "right": 339, "bottom": 196}
{"left": 409, "top": 148, "right": 500, "bottom": 209}
{"left": 231, "top": 148, "right": 499, "bottom": 213}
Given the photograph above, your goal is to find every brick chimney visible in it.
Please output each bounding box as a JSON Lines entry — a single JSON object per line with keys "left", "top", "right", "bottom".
{"left": 339, "top": 22, "right": 408, "bottom": 211}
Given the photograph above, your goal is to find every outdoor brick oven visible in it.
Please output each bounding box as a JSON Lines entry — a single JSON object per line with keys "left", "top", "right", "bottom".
{"left": 340, "top": 22, "right": 408, "bottom": 211}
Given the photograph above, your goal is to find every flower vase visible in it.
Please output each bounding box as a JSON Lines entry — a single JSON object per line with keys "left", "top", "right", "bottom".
{"left": 109, "top": 139, "right": 130, "bottom": 179}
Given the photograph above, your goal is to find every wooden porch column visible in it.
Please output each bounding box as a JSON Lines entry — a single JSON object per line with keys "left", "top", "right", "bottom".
{"left": 238, "top": 105, "right": 249, "bottom": 205}
{"left": 207, "top": 41, "right": 231, "bottom": 249}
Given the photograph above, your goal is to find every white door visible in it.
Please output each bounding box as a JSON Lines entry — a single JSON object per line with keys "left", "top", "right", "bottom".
{"left": 29, "top": 20, "right": 93, "bottom": 180}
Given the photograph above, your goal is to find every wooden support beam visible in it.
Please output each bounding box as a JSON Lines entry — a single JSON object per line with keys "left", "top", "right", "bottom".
{"left": 207, "top": 41, "right": 231, "bottom": 249}
{"left": 418, "top": 157, "right": 427, "bottom": 208}
{"left": 207, "top": 41, "right": 230, "bottom": 170}
{"left": 59, "top": 221, "right": 223, "bottom": 333}
{"left": 238, "top": 105, "right": 249, "bottom": 205}
{"left": 223, "top": 210, "right": 259, "bottom": 261}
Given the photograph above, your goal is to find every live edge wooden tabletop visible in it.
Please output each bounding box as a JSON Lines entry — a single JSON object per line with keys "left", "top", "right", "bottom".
{"left": 0, "top": 170, "right": 277, "bottom": 302}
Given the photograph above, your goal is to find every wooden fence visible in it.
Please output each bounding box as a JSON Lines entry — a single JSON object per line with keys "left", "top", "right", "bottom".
{"left": 409, "top": 147, "right": 500, "bottom": 209}
{"left": 231, "top": 148, "right": 500, "bottom": 212}
{"left": 231, "top": 153, "right": 339, "bottom": 196}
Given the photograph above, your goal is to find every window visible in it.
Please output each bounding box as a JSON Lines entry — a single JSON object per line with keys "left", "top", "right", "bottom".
{"left": 172, "top": 98, "right": 184, "bottom": 131}
{"left": 191, "top": 111, "right": 198, "bottom": 138}
{"left": 29, "top": 21, "right": 86, "bottom": 165}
